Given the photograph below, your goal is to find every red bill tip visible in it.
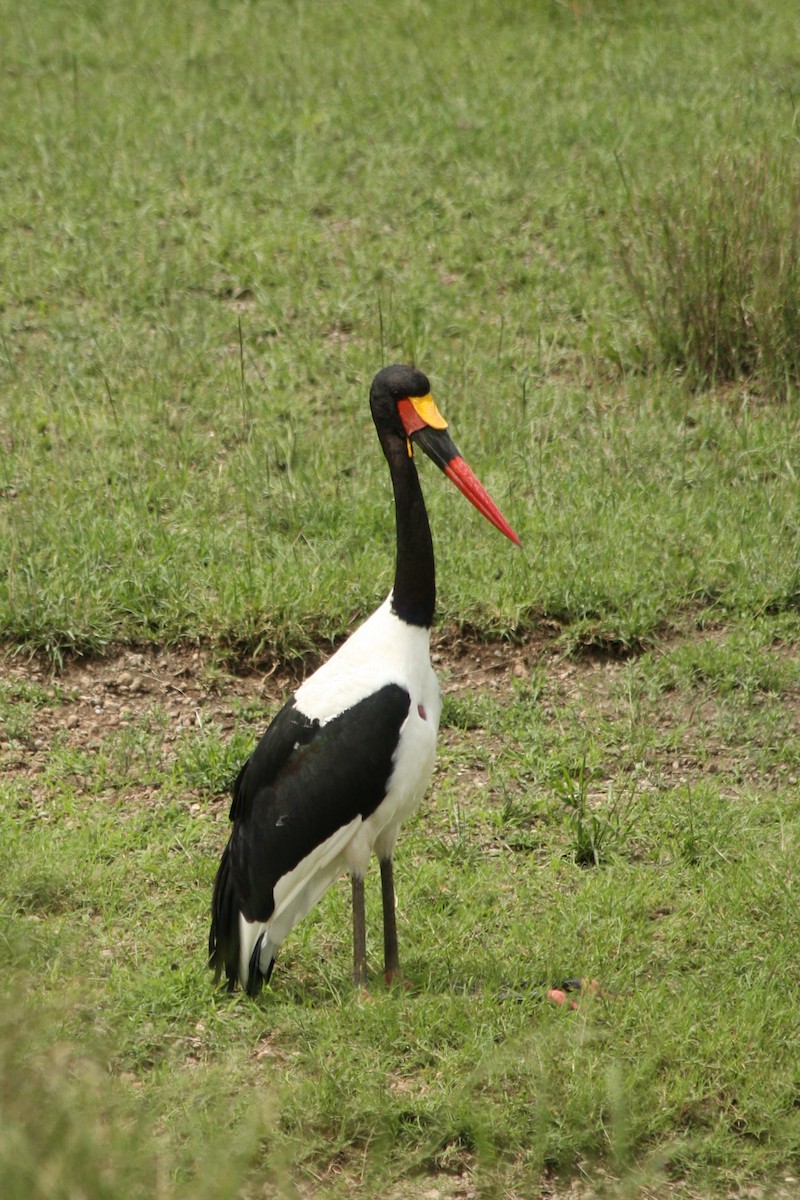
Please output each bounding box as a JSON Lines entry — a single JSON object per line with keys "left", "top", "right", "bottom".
{"left": 444, "top": 456, "right": 521, "bottom": 546}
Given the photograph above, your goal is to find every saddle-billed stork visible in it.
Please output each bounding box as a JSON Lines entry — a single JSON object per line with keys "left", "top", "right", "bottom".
{"left": 209, "top": 364, "right": 519, "bottom": 994}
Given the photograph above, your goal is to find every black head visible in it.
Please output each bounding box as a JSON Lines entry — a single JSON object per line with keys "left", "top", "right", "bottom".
{"left": 369, "top": 364, "right": 431, "bottom": 440}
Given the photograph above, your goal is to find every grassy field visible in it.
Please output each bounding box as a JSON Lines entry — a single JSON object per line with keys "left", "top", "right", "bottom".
{"left": 1, "top": 1, "right": 800, "bottom": 1197}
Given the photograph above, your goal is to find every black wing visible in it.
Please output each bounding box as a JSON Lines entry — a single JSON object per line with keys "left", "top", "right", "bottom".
{"left": 228, "top": 698, "right": 323, "bottom": 825}
{"left": 209, "top": 683, "right": 410, "bottom": 984}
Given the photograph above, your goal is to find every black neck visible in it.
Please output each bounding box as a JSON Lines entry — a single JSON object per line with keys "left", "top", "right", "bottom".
{"left": 384, "top": 439, "right": 435, "bottom": 628}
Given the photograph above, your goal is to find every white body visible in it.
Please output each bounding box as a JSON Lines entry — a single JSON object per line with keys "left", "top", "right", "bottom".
{"left": 238, "top": 594, "right": 441, "bottom": 984}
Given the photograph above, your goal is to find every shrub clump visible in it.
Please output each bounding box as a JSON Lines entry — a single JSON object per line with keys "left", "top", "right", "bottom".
{"left": 616, "top": 152, "right": 800, "bottom": 399}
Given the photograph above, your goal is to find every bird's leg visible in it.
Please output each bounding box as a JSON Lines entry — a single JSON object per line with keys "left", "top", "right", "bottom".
{"left": 380, "top": 857, "right": 401, "bottom": 984}
{"left": 352, "top": 873, "right": 368, "bottom": 988}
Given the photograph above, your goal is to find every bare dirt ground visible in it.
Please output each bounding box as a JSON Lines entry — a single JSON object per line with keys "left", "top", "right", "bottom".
{"left": 4, "top": 620, "right": 797, "bottom": 816}
{"left": 0, "top": 625, "right": 774, "bottom": 800}
{"left": 0, "top": 631, "right": 587, "bottom": 790}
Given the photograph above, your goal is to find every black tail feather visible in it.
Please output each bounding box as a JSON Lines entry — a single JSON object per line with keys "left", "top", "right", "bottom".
{"left": 246, "top": 933, "right": 276, "bottom": 997}
{"left": 247, "top": 934, "right": 265, "bottom": 997}
{"left": 209, "top": 842, "right": 240, "bottom": 992}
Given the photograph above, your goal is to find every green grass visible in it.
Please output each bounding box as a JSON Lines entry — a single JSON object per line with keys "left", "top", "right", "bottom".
{"left": 615, "top": 150, "right": 800, "bottom": 396}
{"left": 2, "top": 0, "right": 800, "bottom": 1195}
{"left": 2, "top": 0, "right": 800, "bottom": 658}
{"left": 2, "top": 615, "right": 799, "bottom": 1197}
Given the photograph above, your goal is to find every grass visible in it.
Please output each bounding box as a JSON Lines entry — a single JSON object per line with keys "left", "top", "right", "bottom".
{"left": 1, "top": 618, "right": 799, "bottom": 1198}
{"left": 2, "top": 0, "right": 800, "bottom": 1195}
{"left": 2, "top": 0, "right": 800, "bottom": 658}
{"left": 615, "top": 150, "right": 800, "bottom": 397}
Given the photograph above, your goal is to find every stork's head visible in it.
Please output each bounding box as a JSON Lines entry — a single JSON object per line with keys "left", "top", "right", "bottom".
{"left": 369, "top": 364, "right": 520, "bottom": 546}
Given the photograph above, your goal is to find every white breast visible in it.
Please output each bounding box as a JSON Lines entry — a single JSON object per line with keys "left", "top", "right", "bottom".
{"left": 294, "top": 592, "right": 441, "bottom": 870}
{"left": 294, "top": 594, "right": 441, "bottom": 726}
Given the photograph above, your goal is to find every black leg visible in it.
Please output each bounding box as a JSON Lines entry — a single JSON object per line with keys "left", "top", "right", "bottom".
{"left": 352, "top": 873, "right": 368, "bottom": 988}
{"left": 380, "top": 857, "right": 400, "bottom": 983}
